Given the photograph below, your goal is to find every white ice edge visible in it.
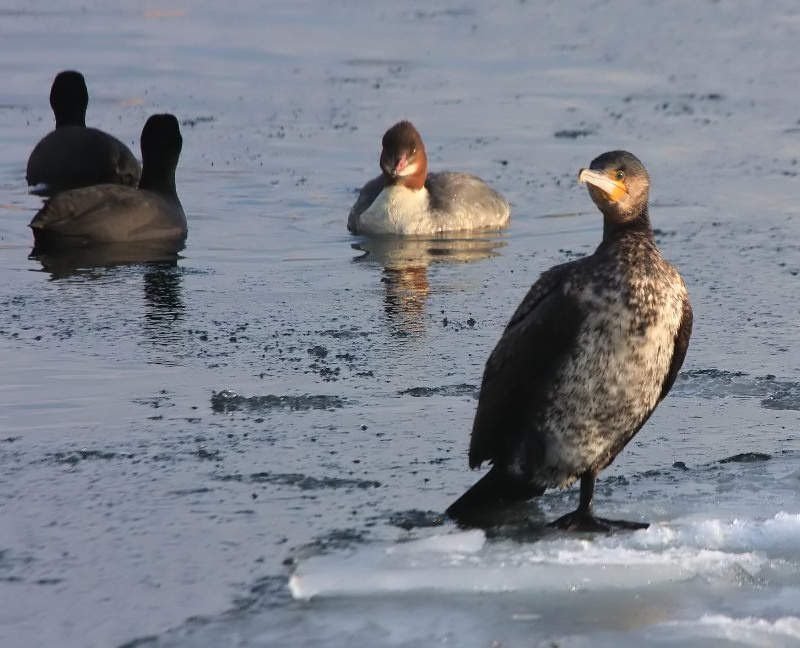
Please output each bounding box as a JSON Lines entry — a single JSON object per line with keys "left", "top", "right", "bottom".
{"left": 661, "top": 614, "right": 800, "bottom": 642}
{"left": 289, "top": 513, "right": 800, "bottom": 601}
{"left": 290, "top": 560, "right": 729, "bottom": 601}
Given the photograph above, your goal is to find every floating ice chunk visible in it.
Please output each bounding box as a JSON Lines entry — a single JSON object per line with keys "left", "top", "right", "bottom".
{"left": 385, "top": 529, "right": 485, "bottom": 556}
{"left": 288, "top": 517, "right": 780, "bottom": 600}
{"left": 635, "top": 512, "right": 800, "bottom": 559}
{"left": 656, "top": 614, "right": 800, "bottom": 646}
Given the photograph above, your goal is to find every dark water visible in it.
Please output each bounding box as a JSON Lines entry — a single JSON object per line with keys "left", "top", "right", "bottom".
{"left": 1, "top": 1, "right": 799, "bottom": 646}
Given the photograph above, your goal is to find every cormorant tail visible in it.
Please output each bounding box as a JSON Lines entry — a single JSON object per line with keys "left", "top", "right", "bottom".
{"left": 446, "top": 465, "right": 544, "bottom": 522}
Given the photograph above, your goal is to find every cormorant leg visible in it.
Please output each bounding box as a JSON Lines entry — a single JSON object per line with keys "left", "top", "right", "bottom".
{"left": 548, "top": 472, "right": 648, "bottom": 532}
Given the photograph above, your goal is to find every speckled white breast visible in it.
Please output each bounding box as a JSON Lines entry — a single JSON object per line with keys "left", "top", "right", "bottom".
{"left": 537, "top": 268, "right": 687, "bottom": 488}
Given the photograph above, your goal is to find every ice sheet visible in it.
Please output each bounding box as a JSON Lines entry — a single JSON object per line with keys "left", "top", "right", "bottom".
{"left": 290, "top": 513, "right": 800, "bottom": 600}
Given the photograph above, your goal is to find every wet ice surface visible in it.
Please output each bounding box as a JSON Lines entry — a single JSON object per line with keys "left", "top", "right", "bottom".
{"left": 1, "top": 1, "right": 799, "bottom": 647}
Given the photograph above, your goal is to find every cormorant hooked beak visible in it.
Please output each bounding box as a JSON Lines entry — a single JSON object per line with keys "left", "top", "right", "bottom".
{"left": 578, "top": 168, "right": 627, "bottom": 203}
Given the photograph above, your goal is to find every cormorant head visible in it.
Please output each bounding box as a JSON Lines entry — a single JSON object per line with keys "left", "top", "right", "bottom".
{"left": 578, "top": 150, "right": 650, "bottom": 223}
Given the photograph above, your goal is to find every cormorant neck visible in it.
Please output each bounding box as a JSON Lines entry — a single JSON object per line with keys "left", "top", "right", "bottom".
{"left": 602, "top": 207, "right": 653, "bottom": 244}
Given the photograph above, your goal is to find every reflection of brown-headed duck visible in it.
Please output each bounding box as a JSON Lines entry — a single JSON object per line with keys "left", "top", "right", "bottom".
{"left": 348, "top": 121, "right": 510, "bottom": 236}
{"left": 447, "top": 151, "right": 692, "bottom": 532}
{"left": 26, "top": 70, "right": 141, "bottom": 193}
{"left": 30, "top": 114, "right": 185, "bottom": 251}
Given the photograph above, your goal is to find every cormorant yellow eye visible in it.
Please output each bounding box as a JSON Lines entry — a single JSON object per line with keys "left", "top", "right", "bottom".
{"left": 615, "top": 170, "right": 625, "bottom": 181}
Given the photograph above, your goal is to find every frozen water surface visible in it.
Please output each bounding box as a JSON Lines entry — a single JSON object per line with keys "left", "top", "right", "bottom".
{"left": 0, "top": 0, "right": 799, "bottom": 646}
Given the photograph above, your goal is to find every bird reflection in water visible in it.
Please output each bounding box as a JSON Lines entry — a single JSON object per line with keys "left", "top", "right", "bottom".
{"left": 29, "top": 240, "right": 186, "bottom": 360}
{"left": 141, "top": 262, "right": 185, "bottom": 357}
{"left": 352, "top": 234, "right": 507, "bottom": 336}
{"left": 30, "top": 238, "right": 184, "bottom": 277}
{"left": 381, "top": 264, "right": 429, "bottom": 335}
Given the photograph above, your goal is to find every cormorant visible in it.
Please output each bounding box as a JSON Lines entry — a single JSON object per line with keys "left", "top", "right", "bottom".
{"left": 446, "top": 150, "right": 692, "bottom": 531}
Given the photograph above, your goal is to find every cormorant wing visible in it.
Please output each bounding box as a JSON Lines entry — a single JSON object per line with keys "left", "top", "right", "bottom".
{"left": 468, "top": 262, "right": 585, "bottom": 469}
{"left": 659, "top": 298, "right": 693, "bottom": 401}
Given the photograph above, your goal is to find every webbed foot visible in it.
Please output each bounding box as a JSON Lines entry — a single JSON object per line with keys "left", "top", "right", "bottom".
{"left": 548, "top": 509, "right": 648, "bottom": 532}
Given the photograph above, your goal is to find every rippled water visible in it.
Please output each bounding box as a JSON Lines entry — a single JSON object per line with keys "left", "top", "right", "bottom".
{"left": 1, "top": 1, "right": 799, "bottom": 647}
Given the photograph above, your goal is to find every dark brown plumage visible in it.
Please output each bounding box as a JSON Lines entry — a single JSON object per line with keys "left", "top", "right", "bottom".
{"left": 447, "top": 150, "right": 692, "bottom": 531}
{"left": 29, "top": 114, "right": 185, "bottom": 251}
{"left": 26, "top": 70, "right": 141, "bottom": 193}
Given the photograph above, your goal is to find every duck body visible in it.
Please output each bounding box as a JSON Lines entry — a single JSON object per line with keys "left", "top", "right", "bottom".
{"left": 350, "top": 171, "right": 509, "bottom": 236}
{"left": 26, "top": 71, "right": 141, "bottom": 193}
{"left": 30, "top": 185, "right": 185, "bottom": 248}
{"left": 447, "top": 151, "right": 692, "bottom": 531}
{"left": 30, "top": 114, "right": 185, "bottom": 251}
{"left": 27, "top": 126, "right": 141, "bottom": 193}
{"left": 348, "top": 121, "right": 510, "bottom": 236}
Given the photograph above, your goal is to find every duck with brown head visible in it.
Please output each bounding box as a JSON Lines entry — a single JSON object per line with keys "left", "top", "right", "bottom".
{"left": 348, "top": 121, "right": 510, "bottom": 236}
{"left": 446, "top": 150, "right": 693, "bottom": 532}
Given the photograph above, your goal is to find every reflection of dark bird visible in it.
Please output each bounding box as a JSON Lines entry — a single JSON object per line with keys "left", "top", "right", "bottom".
{"left": 29, "top": 114, "right": 186, "bottom": 251}
{"left": 26, "top": 70, "right": 141, "bottom": 193}
{"left": 29, "top": 241, "right": 184, "bottom": 279}
{"left": 447, "top": 151, "right": 692, "bottom": 531}
{"left": 142, "top": 264, "right": 185, "bottom": 352}
{"left": 348, "top": 120, "right": 510, "bottom": 236}
{"left": 143, "top": 264, "right": 184, "bottom": 316}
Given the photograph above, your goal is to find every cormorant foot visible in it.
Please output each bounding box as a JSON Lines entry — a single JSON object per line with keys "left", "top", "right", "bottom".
{"left": 548, "top": 509, "right": 648, "bottom": 533}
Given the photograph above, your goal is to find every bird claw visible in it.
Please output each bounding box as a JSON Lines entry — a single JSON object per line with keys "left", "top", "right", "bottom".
{"left": 548, "top": 510, "right": 649, "bottom": 533}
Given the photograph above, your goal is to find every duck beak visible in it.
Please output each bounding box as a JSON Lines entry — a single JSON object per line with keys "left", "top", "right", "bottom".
{"left": 381, "top": 153, "right": 410, "bottom": 178}
{"left": 578, "top": 169, "right": 627, "bottom": 202}
{"left": 390, "top": 154, "right": 409, "bottom": 177}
